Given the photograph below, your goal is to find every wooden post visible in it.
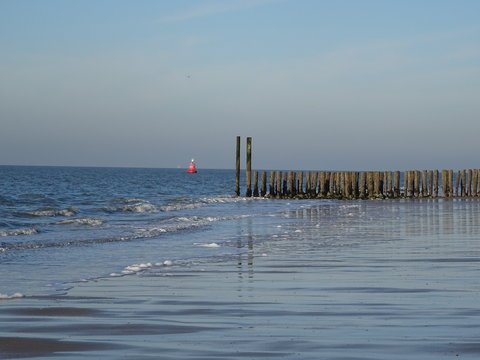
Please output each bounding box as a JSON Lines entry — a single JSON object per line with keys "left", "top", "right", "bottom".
{"left": 311, "top": 172, "right": 318, "bottom": 197}
{"left": 422, "top": 170, "right": 427, "bottom": 197}
{"left": 318, "top": 172, "right": 325, "bottom": 197}
{"left": 404, "top": 171, "right": 409, "bottom": 197}
{"left": 367, "top": 172, "right": 373, "bottom": 198}
{"left": 328, "top": 172, "right": 335, "bottom": 197}
{"left": 235, "top": 136, "right": 241, "bottom": 196}
{"left": 385, "top": 171, "right": 391, "bottom": 198}
{"left": 352, "top": 172, "right": 359, "bottom": 198}
{"left": 461, "top": 170, "right": 466, "bottom": 197}
{"left": 409, "top": 171, "right": 415, "bottom": 198}
{"left": 282, "top": 172, "right": 288, "bottom": 196}
{"left": 433, "top": 170, "right": 439, "bottom": 198}
{"left": 253, "top": 171, "right": 259, "bottom": 197}
{"left": 276, "top": 171, "right": 282, "bottom": 199}
{"left": 286, "top": 172, "right": 292, "bottom": 197}
{"left": 261, "top": 171, "right": 267, "bottom": 197}
{"left": 305, "top": 171, "right": 311, "bottom": 196}
{"left": 359, "top": 172, "right": 366, "bottom": 198}
{"left": 292, "top": 172, "right": 297, "bottom": 196}
{"left": 336, "top": 172, "right": 342, "bottom": 197}
{"left": 414, "top": 171, "right": 420, "bottom": 198}
{"left": 343, "top": 172, "right": 351, "bottom": 198}
{"left": 269, "top": 171, "right": 275, "bottom": 197}
{"left": 448, "top": 170, "right": 454, "bottom": 197}
{"left": 373, "top": 172, "right": 380, "bottom": 198}
{"left": 298, "top": 172, "right": 304, "bottom": 195}
{"left": 473, "top": 169, "right": 478, "bottom": 197}
{"left": 441, "top": 170, "right": 447, "bottom": 197}
{"left": 394, "top": 171, "right": 400, "bottom": 197}
{"left": 428, "top": 170, "right": 433, "bottom": 197}
{"left": 455, "top": 171, "right": 461, "bottom": 197}
{"left": 325, "top": 172, "right": 331, "bottom": 197}
{"left": 468, "top": 169, "right": 473, "bottom": 197}
{"left": 245, "top": 137, "right": 252, "bottom": 197}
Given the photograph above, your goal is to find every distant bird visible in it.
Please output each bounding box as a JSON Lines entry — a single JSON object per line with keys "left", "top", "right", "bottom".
{"left": 186, "top": 74, "right": 191, "bottom": 79}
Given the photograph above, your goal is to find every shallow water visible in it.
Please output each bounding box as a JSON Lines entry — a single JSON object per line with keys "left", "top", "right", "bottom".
{"left": 1, "top": 166, "right": 480, "bottom": 359}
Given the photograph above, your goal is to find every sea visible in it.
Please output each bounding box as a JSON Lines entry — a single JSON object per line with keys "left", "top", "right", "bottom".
{"left": 0, "top": 165, "right": 260, "bottom": 297}
{"left": 2, "top": 165, "right": 480, "bottom": 359}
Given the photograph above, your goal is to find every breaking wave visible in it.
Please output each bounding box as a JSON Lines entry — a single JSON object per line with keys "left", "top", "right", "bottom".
{"left": 0, "top": 292, "right": 25, "bottom": 300}
{"left": 0, "top": 228, "right": 38, "bottom": 237}
{"left": 56, "top": 217, "right": 104, "bottom": 226}
{"left": 104, "top": 198, "right": 159, "bottom": 213}
{"left": 160, "top": 195, "right": 250, "bottom": 212}
{"left": 0, "top": 214, "right": 249, "bottom": 253}
{"left": 16, "top": 207, "right": 77, "bottom": 217}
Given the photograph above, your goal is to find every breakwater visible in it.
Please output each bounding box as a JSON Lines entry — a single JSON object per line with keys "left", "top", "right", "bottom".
{"left": 235, "top": 137, "right": 480, "bottom": 199}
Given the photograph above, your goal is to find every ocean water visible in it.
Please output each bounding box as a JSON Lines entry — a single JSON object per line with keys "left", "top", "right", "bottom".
{"left": 0, "top": 165, "right": 304, "bottom": 297}
{"left": 2, "top": 165, "right": 480, "bottom": 358}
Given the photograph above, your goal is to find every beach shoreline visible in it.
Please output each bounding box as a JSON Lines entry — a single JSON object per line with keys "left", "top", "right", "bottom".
{"left": 2, "top": 199, "right": 480, "bottom": 359}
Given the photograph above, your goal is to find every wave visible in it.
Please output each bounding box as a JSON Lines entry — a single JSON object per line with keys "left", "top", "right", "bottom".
{"left": 135, "top": 214, "right": 251, "bottom": 239}
{"left": 56, "top": 217, "right": 104, "bottom": 226}
{"left": 103, "top": 195, "right": 252, "bottom": 214}
{"left": 15, "top": 206, "right": 77, "bottom": 218}
{"left": 0, "top": 214, "right": 250, "bottom": 253}
{"left": 103, "top": 198, "right": 159, "bottom": 213}
{"left": 0, "top": 228, "right": 38, "bottom": 237}
{"left": 160, "top": 195, "right": 251, "bottom": 212}
{"left": 0, "top": 292, "right": 25, "bottom": 300}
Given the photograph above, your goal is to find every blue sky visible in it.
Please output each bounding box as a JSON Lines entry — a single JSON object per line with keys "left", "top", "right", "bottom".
{"left": 1, "top": 0, "right": 479, "bottom": 170}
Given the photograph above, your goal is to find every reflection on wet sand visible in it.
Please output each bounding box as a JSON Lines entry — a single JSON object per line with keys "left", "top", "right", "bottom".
{"left": 2, "top": 199, "right": 480, "bottom": 359}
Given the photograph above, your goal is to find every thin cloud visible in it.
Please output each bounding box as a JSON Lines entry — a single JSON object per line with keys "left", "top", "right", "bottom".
{"left": 159, "top": 0, "right": 283, "bottom": 23}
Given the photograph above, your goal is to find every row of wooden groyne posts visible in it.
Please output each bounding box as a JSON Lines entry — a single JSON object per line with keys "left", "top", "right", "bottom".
{"left": 234, "top": 137, "right": 480, "bottom": 199}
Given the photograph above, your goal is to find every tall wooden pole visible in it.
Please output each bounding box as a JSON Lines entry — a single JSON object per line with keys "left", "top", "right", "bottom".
{"left": 235, "top": 136, "right": 241, "bottom": 196}
{"left": 246, "top": 137, "right": 252, "bottom": 197}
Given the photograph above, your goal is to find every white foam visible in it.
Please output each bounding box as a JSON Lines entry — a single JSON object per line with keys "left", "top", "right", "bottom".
{"left": 121, "top": 262, "right": 153, "bottom": 274}
{"left": 0, "top": 228, "right": 38, "bottom": 237}
{"left": 0, "top": 293, "right": 25, "bottom": 300}
{"left": 25, "top": 207, "right": 76, "bottom": 217}
{"left": 57, "top": 217, "right": 104, "bottom": 226}
{"left": 122, "top": 202, "right": 158, "bottom": 213}
{"left": 195, "top": 242, "right": 221, "bottom": 248}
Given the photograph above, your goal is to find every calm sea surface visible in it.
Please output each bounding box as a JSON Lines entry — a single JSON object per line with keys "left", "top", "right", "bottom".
{"left": 1, "top": 166, "right": 480, "bottom": 359}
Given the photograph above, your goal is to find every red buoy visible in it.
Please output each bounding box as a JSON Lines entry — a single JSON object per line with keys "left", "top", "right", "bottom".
{"left": 187, "top": 158, "right": 197, "bottom": 173}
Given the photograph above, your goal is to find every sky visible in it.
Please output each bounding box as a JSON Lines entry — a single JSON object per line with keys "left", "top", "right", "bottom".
{"left": 1, "top": 0, "right": 479, "bottom": 170}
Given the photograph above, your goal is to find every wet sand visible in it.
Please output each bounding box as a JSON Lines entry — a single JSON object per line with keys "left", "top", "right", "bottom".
{"left": 2, "top": 200, "right": 480, "bottom": 359}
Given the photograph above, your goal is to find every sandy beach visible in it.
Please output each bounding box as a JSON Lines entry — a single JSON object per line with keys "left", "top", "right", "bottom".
{"left": 2, "top": 199, "right": 480, "bottom": 359}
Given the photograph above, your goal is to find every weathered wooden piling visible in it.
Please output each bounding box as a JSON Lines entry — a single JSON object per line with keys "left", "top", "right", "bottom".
{"left": 394, "top": 171, "right": 400, "bottom": 197}
{"left": 428, "top": 170, "right": 433, "bottom": 197}
{"left": 467, "top": 169, "right": 473, "bottom": 197}
{"left": 359, "top": 172, "right": 366, "bottom": 198}
{"left": 253, "top": 171, "right": 259, "bottom": 197}
{"left": 276, "top": 171, "right": 282, "bottom": 199}
{"left": 235, "top": 136, "right": 241, "bottom": 196}
{"left": 305, "top": 172, "right": 311, "bottom": 196}
{"left": 245, "top": 137, "right": 252, "bottom": 197}
{"left": 236, "top": 137, "right": 480, "bottom": 200}
{"left": 311, "top": 171, "right": 318, "bottom": 197}
{"left": 422, "top": 170, "right": 427, "bottom": 197}
{"left": 269, "top": 171, "right": 275, "bottom": 197}
{"left": 473, "top": 169, "right": 478, "bottom": 197}
{"left": 461, "top": 170, "right": 467, "bottom": 197}
{"left": 261, "top": 171, "right": 267, "bottom": 197}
